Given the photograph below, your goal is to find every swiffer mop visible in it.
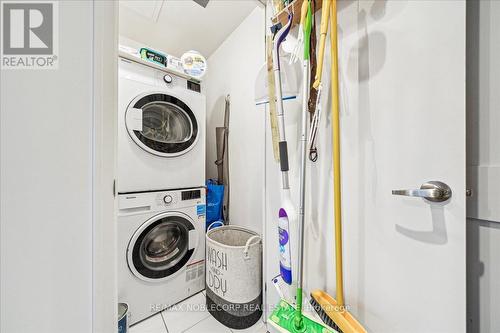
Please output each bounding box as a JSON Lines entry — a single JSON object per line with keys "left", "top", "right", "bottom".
{"left": 269, "top": 4, "right": 335, "bottom": 333}
{"left": 273, "top": 12, "right": 294, "bottom": 287}
{"left": 309, "top": 1, "right": 367, "bottom": 333}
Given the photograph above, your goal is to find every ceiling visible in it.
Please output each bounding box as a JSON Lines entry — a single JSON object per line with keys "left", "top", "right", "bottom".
{"left": 119, "top": 0, "right": 260, "bottom": 59}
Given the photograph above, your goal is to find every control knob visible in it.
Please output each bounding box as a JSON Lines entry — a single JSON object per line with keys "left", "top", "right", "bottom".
{"left": 163, "top": 195, "right": 173, "bottom": 204}
{"left": 163, "top": 74, "right": 173, "bottom": 84}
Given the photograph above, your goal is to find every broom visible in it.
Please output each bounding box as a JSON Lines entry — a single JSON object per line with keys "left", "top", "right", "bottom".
{"left": 309, "top": 1, "right": 367, "bottom": 333}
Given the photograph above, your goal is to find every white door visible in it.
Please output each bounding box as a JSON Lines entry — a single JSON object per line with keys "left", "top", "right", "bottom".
{"left": 264, "top": 1, "right": 466, "bottom": 332}
{"left": 338, "top": 1, "right": 466, "bottom": 332}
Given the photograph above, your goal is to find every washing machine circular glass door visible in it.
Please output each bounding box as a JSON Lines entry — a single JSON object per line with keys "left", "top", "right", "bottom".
{"left": 128, "top": 212, "right": 198, "bottom": 282}
{"left": 125, "top": 93, "right": 199, "bottom": 157}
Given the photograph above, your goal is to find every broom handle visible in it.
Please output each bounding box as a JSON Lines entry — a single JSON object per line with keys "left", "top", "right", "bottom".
{"left": 330, "top": 0, "right": 344, "bottom": 308}
{"left": 313, "top": 0, "right": 330, "bottom": 89}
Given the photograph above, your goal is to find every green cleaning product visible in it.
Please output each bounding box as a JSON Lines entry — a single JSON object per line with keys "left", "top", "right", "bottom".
{"left": 269, "top": 300, "right": 336, "bottom": 333}
{"left": 139, "top": 47, "right": 167, "bottom": 67}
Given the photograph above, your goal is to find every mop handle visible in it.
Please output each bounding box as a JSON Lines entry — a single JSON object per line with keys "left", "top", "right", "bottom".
{"left": 296, "top": 0, "right": 313, "bottom": 307}
{"left": 295, "top": 2, "right": 314, "bottom": 330}
{"left": 273, "top": 13, "right": 292, "bottom": 190}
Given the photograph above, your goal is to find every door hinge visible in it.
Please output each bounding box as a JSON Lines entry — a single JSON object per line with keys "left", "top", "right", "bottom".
{"left": 113, "top": 180, "right": 116, "bottom": 197}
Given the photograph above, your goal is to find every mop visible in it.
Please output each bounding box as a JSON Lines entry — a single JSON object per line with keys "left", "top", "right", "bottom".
{"left": 309, "top": 1, "right": 367, "bottom": 332}
{"left": 269, "top": 3, "right": 335, "bottom": 332}
{"left": 272, "top": 11, "right": 295, "bottom": 287}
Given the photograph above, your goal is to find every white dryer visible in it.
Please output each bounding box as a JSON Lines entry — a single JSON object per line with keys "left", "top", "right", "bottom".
{"left": 117, "top": 188, "right": 206, "bottom": 325}
{"left": 118, "top": 57, "right": 206, "bottom": 193}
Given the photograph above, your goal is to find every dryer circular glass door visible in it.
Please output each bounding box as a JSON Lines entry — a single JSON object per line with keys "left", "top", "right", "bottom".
{"left": 127, "top": 212, "right": 198, "bottom": 282}
{"left": 125, "top": 93, "right": 199, "bottom": 157}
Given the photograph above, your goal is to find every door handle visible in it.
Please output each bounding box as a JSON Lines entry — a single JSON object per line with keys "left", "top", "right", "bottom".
{"left": 392, "top": 181, "right": 452, "bottom": 202}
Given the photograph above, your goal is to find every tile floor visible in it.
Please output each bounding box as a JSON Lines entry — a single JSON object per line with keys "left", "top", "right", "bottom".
{"left": 130, "top": 290, "right": 268, "bottom": 333}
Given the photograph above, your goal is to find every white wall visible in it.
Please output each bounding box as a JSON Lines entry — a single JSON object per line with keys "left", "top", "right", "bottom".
{"left": 466, "top": 1, "right": 500, "bottom": 331}
{"left": 93, "top": 2, "right": 119, "bottom": 332}
{"left": 467, "top": 219, "right": 500, "bottom": 333}
{"left": 0, "top": 1, "right": 117, "bottom": 332}
{"left": 204, "top": 7, "right": 265, "bottom": 233}
{"left": 119, "top": 0, "right": 257, "bottom": 58}
{"left": 466, "top": 0, "right": 500, "bottom": 223}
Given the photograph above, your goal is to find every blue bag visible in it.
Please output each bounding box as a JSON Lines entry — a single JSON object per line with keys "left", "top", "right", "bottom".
{"left": 206, "top": 179, "right": 224, "bottom": 225}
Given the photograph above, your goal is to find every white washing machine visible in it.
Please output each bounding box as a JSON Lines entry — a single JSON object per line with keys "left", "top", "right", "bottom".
{"left": 118, "top": 188, "right": 206, "bottom": 325}
{"left": 118, "top": 57, "right": 206, "bottom": 193}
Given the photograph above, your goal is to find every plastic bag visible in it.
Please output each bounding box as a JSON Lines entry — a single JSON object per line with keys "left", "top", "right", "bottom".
{"left": 206, "top": 179, "right": 224, "bottom": 225}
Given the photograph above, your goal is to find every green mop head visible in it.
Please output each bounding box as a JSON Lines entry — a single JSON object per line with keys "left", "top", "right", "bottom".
{"left": 269, "top": 300, "right": 337, "bottom": 333}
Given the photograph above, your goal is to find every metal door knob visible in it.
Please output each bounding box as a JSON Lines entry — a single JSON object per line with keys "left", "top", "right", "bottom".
{"left": 392, "top": 181, "right": 452, "bottom": 202}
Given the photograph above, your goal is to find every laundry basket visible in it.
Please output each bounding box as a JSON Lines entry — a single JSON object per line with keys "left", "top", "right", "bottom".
{"left": 206, "top": 225, "right": 262, "bottom": 329}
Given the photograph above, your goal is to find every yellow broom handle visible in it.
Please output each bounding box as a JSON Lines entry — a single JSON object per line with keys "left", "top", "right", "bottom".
{"left": 330, "top": 0, "right": 344, "bottom": 308}
{"left": 300, "top": 0, "right": 308, "bottom": 26}
{"left": 313, "top": 0, "right": 330, "bottom": 89}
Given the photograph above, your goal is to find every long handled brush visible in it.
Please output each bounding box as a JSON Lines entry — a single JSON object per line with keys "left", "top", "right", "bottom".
{"left": 309, "top": 1, "right": 367, "bottom": 333}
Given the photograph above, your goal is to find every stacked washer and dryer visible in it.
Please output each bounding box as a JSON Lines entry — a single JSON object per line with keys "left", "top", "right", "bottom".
{"left": 117, "top": 55, "right": 206, "bottom": 325}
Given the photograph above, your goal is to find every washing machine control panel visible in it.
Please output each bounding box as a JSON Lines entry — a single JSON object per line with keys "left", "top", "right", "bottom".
{"left": 156, "top": 192, "right": 179, "bottom": 207}
{"left": 118, "top": 188, "right": 205, "bottom": 215}
{"left": 181, "top": 189, "right": 201, "bottom": 200}
{"left": 153, "top": 189, "right": 205, "bottom": 209}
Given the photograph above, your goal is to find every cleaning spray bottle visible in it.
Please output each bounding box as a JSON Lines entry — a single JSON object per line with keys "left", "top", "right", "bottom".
{"left": 279, "top": 206, "right": 293, "bottom": 284}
